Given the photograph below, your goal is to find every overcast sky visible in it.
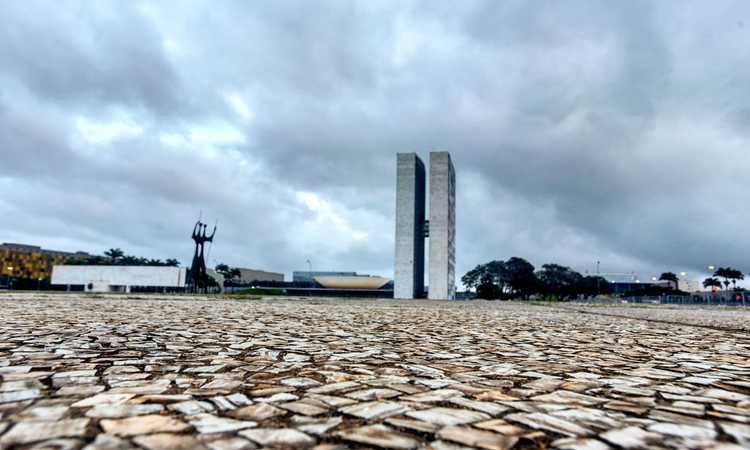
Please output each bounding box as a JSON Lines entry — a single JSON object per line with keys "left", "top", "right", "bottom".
{"left": 1, "top": 1, "right": 749, "bottom": 285}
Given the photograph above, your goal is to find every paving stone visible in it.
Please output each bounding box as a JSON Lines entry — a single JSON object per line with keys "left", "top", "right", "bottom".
{"left": 406, "top": 407, "right": 490, "bottom": 426}
{"left": 0, "top": 419, "right": 91, "bottom": 446}
{"left": 85, "top": 403, "right": 164, "bottom": 418}
{"left": 532, "top": 391, "right": 607, "bottom": 406}
{"left": 188, "top": 414, "right": 257, "bottom": 434}
{"left": 226, "top": 393, "right": 253, "bottom": 407}
{"left": 27, "top": 438, "right": 85, "bottom": 449}
{"left": 278, "top": 401, "right": 328, "bottom": 416}
{"left": 281, "top": 378, "right": 322, "bottom": 388}
{"left": 3, "top": 294, "right": 750, "bottom": 449}
{"left": 505, "top": 412, "right": 592, "bottom": 437}
{"left": 647, "top": 422, "right": 718, "bottom": 440}
{"left": 82, "top": 434, "right": 136, "bottom": 450}
{"left": 239, "top": 428, "right": 315, "bottom": 448}
{"left": 385, "top": 417, "right": 440, "bottom": 433}
{"left": 400, "top": 389, "right": 463, "bottom": 403}
{"left": 58, "top": 384, "right": 107, "bottom": 396}
{"left": 437, "top": 426, "right": 519, "bottom": 450}
{"left": 231, "top": 403, "right": 288, "bottom": 421}
{"left": 13, "top": 405, "right": 70, "bottom": 421}
{"left": 719, "top": 421, "right": 750, "bottom": 446}
{"left": 133, "top": 433, "right": 209, "bottom": 450}
{"left": 307, "top": 394, "right": 357, "bottom": 407}
{"left": 203, "top": 437, "right": 258, "bottom": 450}
{"left": 600, "top": 426, "right": 661, "bottom": 448}
{"left": 473, "top": 419, "right": 526, "bottom": 435}
{"left": 346, "top": 388, "right": 401, "bottom": 401}
{"left": 73, "top": 393, "right": 136, "bottom": 407}
{"left": 0, "top": 388, "right": 42, "bottom": 403}
{"left": 447, "top": 397, "right": 510, "bottom": 416}
{"left": 428, "top": 440, "right": 475, "bottom": 450}
{"left": 308, "top": 381, "right": 360, "bottom": 394}
{"left": 291, "top": 415, "right": 342, "bottom": 435}
{"left": 168, "top": 400, "right": 215, "bottom": 415}
{"left": 100, "top": 414, "right": 190, "bottom": 436}
{"left": 340, "top": 401, "right": 410, "bottom": 420}
{"left": 551, "top": 437, "right": 612, "bottom": 450}
{"left": 204, "top": 437, "right": 258, "bottom": 450}
{"left": 337, "top": 424, "right": 420, "bottom": 449}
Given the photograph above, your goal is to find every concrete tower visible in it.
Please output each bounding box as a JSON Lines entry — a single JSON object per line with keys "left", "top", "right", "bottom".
{"left": 428, "top": 152, "right": 456, "bottom": 300}
{"left": 394, "top": 153, "right": 426, "bottom": 299}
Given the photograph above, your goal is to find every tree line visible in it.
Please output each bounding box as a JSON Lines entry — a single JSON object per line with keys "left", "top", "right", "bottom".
{"left": 461, "top": 257, "right": 614, "bottom": 300}
{"left": 702, "top": 267, "right": 744, "bottom": 291}
{"left": 65, "top": 248, "right": 180, "bottom": 267}
{"left": 464, "top": 259, "right": 748, "bottom": 300}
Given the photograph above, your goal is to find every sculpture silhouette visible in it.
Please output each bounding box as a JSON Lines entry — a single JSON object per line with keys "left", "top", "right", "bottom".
{"left": 188, "top": 220, "right": 216, "bottom": 292}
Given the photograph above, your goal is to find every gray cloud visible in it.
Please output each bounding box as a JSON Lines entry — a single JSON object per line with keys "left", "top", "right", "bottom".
{"left": 1, "top": 0, "right": 749, "bottom": 284}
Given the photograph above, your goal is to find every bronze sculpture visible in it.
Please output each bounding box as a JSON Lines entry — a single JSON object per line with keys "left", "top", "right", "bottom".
{"left": 187, "top": 220, "right": 216, "bottom": 292}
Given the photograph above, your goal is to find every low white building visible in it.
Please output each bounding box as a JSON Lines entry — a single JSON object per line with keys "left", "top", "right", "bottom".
{"left": 52, "top": 265, "right": 187, "bottom": 293}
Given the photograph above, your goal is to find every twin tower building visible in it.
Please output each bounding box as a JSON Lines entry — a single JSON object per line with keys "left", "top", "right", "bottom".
{"left": 395, "top": 152, "right": 456, "bottom": 300}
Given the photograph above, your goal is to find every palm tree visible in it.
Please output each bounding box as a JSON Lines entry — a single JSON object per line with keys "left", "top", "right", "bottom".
{"left": 165, "top": 259, "right": 180, "bottom": 267}
{"left": 659, "top": 272, "right": 679, "bottom": 290}
{"left": 713, "top": 267, "right": 731, "bottom": 291}
{"left": 726, "top": 268, "right": 744, "bottom": 290}
{"left": 703, "top": 277, "right": 722, "bottom": 290}
{"left": 104, "top": 248, "right": 124, "bottom": 263}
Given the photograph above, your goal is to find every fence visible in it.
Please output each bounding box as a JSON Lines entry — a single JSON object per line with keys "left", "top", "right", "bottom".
{"left": 576, "top": 293, "right": 748, "bottom": 307}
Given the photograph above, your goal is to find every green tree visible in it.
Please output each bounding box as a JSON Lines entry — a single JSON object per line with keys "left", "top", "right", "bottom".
{"left": 476, "top": 272, "right": 501, "bottom": 299}
{"left": 577, "top": 276, "right": 612, "bottom": 297}
{"left": 703, "top": 277, "right": 722, "bottom": 290}
{"left": 726, "top": 268, "right": 744, "bottom": 290}
{"left": 659, "top": 272, "right": 679, "bottom": 290}
{"left": 461, "top": 265, "right": 485, "bottom": 291}
{"left": 713, "top": 267, "right": 732, "bottom": 290}
{"left": 165, "top": 259, "right": 180, "bottom": 267}
{"left": 504, "top": 257, "right": 537, "bottom": 299}
{"left": 104, "top": 248, "right": 124, "bottom": 263}
{"left": 537, "top": 264, "right": 584, "bottom": 299}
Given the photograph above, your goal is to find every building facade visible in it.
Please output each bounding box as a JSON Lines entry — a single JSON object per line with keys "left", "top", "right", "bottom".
{"left": 428, "top": 152, "right": 456, "bottom": 300}
{"left": 51, "top": 265, "right": 187, "bottom": 293}
{"left": 292, "top": 271, "right": 357, "bottom": 283}
{"left": 237, "top": 268, "right": 284, "bottom": 284}
{"left": 0, "top": 243, "right": 88, "bottom": 288}
{"left": 394, "top": 152, "right": 456, "bottom": 300}
{"left": 394, "top": 153, "right": 426, "bottom": 299}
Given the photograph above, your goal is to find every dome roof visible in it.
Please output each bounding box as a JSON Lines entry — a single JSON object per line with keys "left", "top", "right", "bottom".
{"left": 314, "top": 276, "right": 391, "bottom": 289}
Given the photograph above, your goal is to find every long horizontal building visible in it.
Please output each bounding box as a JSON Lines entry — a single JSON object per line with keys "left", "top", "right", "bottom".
{"left": 292, "top": 271, "right": 356, "bottom": 283}
{"left": 237, "top": 268, "right": 284, "bottom": 284}
{"left": 52, "top": 265, "right": 187, "bottom": 293}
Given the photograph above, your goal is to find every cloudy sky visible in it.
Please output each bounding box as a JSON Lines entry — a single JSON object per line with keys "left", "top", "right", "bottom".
{"left": 1, "top": 1, "right": 749, "bottom": 285}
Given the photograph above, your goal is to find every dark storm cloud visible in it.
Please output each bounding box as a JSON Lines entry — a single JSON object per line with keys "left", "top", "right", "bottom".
{"left": 1, "top": 0, "right": 749, "bottom": 283}
{"left": 0, "top": 1, "right": 184, "bottom": 115}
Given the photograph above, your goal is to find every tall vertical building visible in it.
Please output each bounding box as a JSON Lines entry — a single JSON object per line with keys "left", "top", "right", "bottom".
{"left": 428, "top": 152, "right": 456, "bottom": 300}
{"left": 394, "top": 153, "right": 426, "bottom": 299}
{"left": 394, "top": 152, "right": 456, "bottom": 300}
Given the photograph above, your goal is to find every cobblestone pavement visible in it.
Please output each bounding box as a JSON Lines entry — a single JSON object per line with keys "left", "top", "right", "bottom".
{"left": 556, "top": 304, "right": 750, "bottom": 332}
{"left": 1, "top": 294, "right": 749, "bottom": 450}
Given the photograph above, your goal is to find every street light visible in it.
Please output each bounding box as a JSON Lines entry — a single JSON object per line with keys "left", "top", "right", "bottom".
{"left": 708, "top": 265, "right": 715, "bottom": 271}
{"left": 680, "top": 272, "right": 687, "bottom": 277}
